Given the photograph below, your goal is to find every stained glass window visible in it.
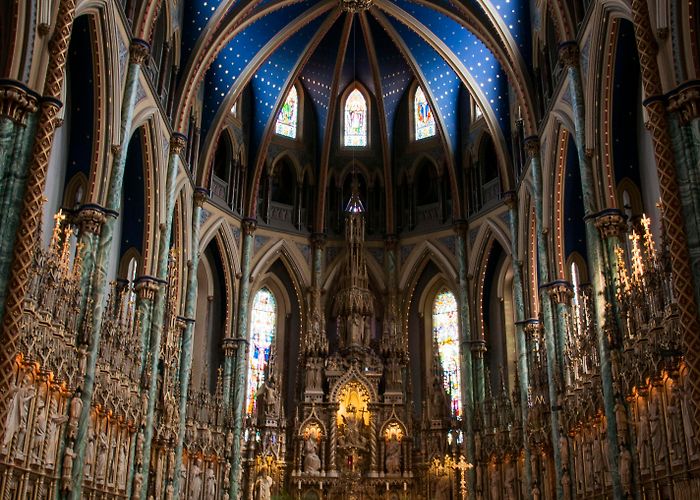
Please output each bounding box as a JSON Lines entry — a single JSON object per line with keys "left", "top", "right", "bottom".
{"left": 344, "top": 88, "right": 367, "bottom": 147}
{"left": 432, "top": 289, "right": 461, "bottom": 417}
{"left": 247, "top": 288, "right": 277, "bottom": 415}
{"left": 414, "top": 86, "right": 435, "bottom": 140}
{"left": 276, "top": 86, "right": 298, "bottom": 138}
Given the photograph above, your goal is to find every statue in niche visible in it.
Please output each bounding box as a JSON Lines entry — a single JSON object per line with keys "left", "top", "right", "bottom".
{"left": 362, "top": 317, "right": 371, "bottom": 346}
{"left": 68, "top": 390, "right": 83, "bottom": 438}
{"left": 561, "top": 471, "right": 572, "bottom": 500}
{"left": 666, "top": 384, "right": 684, "bottom": 460}
{"left": 2, "top": 375, "right": 35, "bottom": 455}
{"left": 189, "top": 459, "right": 203, "bottom": 499}
{"left": 45, "top": 406, "right": 68, "bottom": 468}
{"left": 205, "top": 465, "right": 216, "bottom": 498}
{"left": 648, "top": 392, "right": 665, "bottom": 463}
{"left": 31, "top": 397, "right": 47, "bottom": 462}
{"left": 386, "top": 360, "right": 401, "bottom": 390}
{"left": 254, "top": 472, "right": 273, "bottom": 500}
{"left": 85, "top": 425, "right": 95, "bottom": 477}
{"left": 95, "top": 429, "right": 108, "bottom": 483}
{"left": 133, "top": 472, "right": 144, "bottom": 499}
{"left": 636, "top": 401, "right": 651, "bottom": 470}
{"left": 615, "top": 400, "right": 628, "bottom": 439}
{"left": 680, "top": 374, "right": 696, "bottom": 455}
{"left": 619, "top": 444, "right": 632, "bottom": 495}
{"left": 504, "top": 462, "right": 516, "bottom": 500}
{"left": 117, "top": 440, "right": 128, "bottom": 488}
{"left": 490, "top": 467, "right": 500, "bottom": 500}
{"left": 303, "top": 437, "right": 321, "bottom": 474}
{"left": 62, "top": 446, "right": 76, "bottom": 490}
{"left": 341, "top": 414, "right": 366, "bottom": 449}
{"left": 385, "top": 436, "right": 401, "bottom": 474}
{"left": 257, "top": 376, "right": 279, "bottom": 418}
{"left": 559, "top": 432, "right": 569, "bottom": 470}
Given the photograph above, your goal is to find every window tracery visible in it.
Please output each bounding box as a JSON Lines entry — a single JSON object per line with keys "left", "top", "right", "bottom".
{"left": 247, "top": 287, "right": 277, "bottom": 415}
{"left": 414, "top": 86, "right": 435, "bottom": 139}
{"left": 276, "top": 86, "right": 298, "bottom": 139}
{"left": 432, "top": 289, "right": 461, "bottom": 417}
{"left": 344, "top": 89, "right": 367, "bottom": 147}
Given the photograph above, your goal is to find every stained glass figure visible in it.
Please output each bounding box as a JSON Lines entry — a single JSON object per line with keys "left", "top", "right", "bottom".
{"left": 414, "top": 86, "right": 435, "bottom": 140}
{"left": 432, "top": 289, "right": 461, "bottom": 417}
{"left": 276, "top": 86, "right": 298, "bottom": 138}
{"left": 344, "top": 88, "right": 367, "bottom": 147}
{"left": 247, "top": 288, "right": 277, "bottom": 415}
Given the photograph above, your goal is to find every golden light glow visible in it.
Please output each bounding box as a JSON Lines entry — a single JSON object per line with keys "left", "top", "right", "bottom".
{"left": 384, "top": 422, "right": 403, "bottom": 442}
{"left": 336, "top": 381, "right": 370, "bottom": 427}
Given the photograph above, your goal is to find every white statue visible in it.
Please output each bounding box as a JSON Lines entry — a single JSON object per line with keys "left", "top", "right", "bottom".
{"left": 68, "top": 392, "right": 83, "bottom": 437}
{"left": 205, "top": 466, "right": 216, "bottom": 499}
{"left": 303, "top": 437, "right": 321, "bottom": 473}
{"left": 45, "top": 410, "right": 68, "bottom": 467}
{"left": 189, "top": 460, "right": 203, "bottom": 499}
{"left": 341, "top": 414, "right": 365, "bottom": 449}
{"left": 2, "top": 376, "right": 35, "bottom": 454}
{"left": 385, "top": 437, "right": 401, "bottom": 474}
{"left": 254, "top": 473, "right": 273, "bottom": 500}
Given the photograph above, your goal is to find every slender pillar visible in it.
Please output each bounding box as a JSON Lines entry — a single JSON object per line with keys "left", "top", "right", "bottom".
{"left": 0, "top": 80, "right": 37, "bottom": 182}
{"left": 229, "top": 218, "right": 257, "bottom": 500}
{"left": 546, "top": 281, "right": 572, "bottom": 383}
{"left": 172, "top": 188, "right": 207, "bottom": 500}
{"left": 559, "top": 43, "right": 622, "bottom": 497}
{"left": 472, "top": 340, "right": 486, "bottom": 403}
{"left": 74, "top": 205, "right": 108, "bottom": 331}
{"left": 68, "top": 39, "right": 150, "bottom": 500}
{"left": 629, "top": 0, "right": 700, "bottom": 433}
{"left": 524, "top": 136, "right": 564, "bottom": 500}
{"left": 0, "top": 0, "right": 76, "bottom": 409}
{"left": 453, "top": 220, "right": 475, "bottom": 500}
{"left": 504, "top": 192, "right": 532, "bottom": 495}
{"left": 138, "top": 132, "right": 187, "bottom": 500}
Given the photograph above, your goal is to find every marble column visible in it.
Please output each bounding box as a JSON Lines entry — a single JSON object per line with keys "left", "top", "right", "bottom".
{"left": 559, "top": 42, "right": 622, "bottom": 498}
{"left": 172, "top": 188, "right": 207, "bottom": 500}
{"left": 504, "top": 192, "right": 532, "bottom": 495}
{"left": 68, "top": 39, "right": 150, "bottom": 500}
{"left": 453, "top": 220, "right": 476, "bottom": 500}
{"left": 73, "top": 205, "right": 108, "bottom": 333}
{"left": 524, "top": 136, "right": 564, "bottom": 500}
{"left": 0, "top": 0, "right": 75, "bottom": 401}
{"left": 138, "top": 132, "right": 186, "bottom": 500}
{"left": 229, "top": 218, "right": 257, "bottom": 500}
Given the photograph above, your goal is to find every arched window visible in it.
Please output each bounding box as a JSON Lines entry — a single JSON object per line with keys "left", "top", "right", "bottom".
{"left": 432, "top": 289, "right": 461, "bottom": 417}
{"left": 344, "top": 88, "right": 367, "bottom": 147}
{"left": 247, "top": 288, "right": 277, "bottom": 415}
{"left": 276, "top": 86, "right": 298, "bottom": 138}
{"left": 414, "top": 86, "right": 435, "bottom": 139}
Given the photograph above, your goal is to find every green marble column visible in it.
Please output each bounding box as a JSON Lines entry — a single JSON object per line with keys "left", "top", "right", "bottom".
{"left": 73, "top": 205, "right": 108, "bottom": 332}
{"left": 504, "top": 193, "right": 533, "bottom": 494}
{"left": 560, "top": 41, "right": 622, "bottom": 498}
{"left": 68, "top": 39, "right": 150, "bottom": 500}
{"left": 229, "top": 218, "right": 257, "bottom": 500}
{"left": 453, "top": 220, "right": 476, "bottom": 500}
{"left": 0, "top": 101, "right": 38, "bottom": 316}
{"left": 525, "top": 136, "right": 564, "bottom": 500}
{"left": 137, "top": 133, "right": 187, "bottom": 500}
{"left": 172, "top": 188, "right": 207, "bottom": 500}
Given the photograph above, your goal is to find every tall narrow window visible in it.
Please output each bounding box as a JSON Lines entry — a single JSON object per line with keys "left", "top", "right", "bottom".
{"left": 344, "top": 88, "right": 367, "bottom": 147}
{"left": 276, "top": 86, "right": 298, "bottom": 138}
{"left": 432, "top": 289, "right": 461, "bottom": 417}
{"left": 247, "top": 288, "right": 277, "bottom": 415}
{"left": 414, "top": 86, "right": 435, "bottom": 139}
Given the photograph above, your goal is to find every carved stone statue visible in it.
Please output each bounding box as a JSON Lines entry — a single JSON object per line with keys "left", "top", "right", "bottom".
{"left": 189, "top": 460, "right": 203, "bottom": 499}
{"left": 666, "top": 385, "right": 684, "bottom": 460}
{"left": 205, "top": 466, "right": 216, "bottom": 498}
{"left": 303, "top": 437, "right": 321, "bottom": 473}
{"left": 62, "top": 446, "right": 76, "bottom": 490}
{"left": 133, "top": 472, "right": 144, "bottom": 500}
{"left": 85, "top": 425, "right": 95, "bottom": 477}
{"left": 504, "top": 461, "right": 516, "bottom": 500}
{"left": 257, "top": 376, "right": 279, "bottom": 418}
{"left": 341, "top": 414, "right": 366, "bottom": 449}
{"left": 68, "top": 391, "right": 83, "bottom": 438}
{"left": 561, "top": 471, "right": 572, "bottom": 500}
{"left": 615, "top": 400, "right": 628, "bottom": 439}
{"left": 45, "top": 409, "right": 68, "bottom": 467}
{"left": 254, "top": 473, "right": 273, "bottom": 500}
{"left": 385, "top": 436, "right": 401, "bottom": 474}
{"left": 96, "top": 430, "right": 108, "bottom": 483}
{"left": 490, "top": 467, "right": 500, "bottom": 500}
{"left": 619, "top": 444, "right": 632, "bottom": 495}
{"left": 559, "top": 432, "right": 569, "bottom": 470}
{"left": 648, "top": 393, "right": 665, "bottom": 463}
{"left": 2, "top": 376, "right": 35, "bottom": 455}
{"left": 31, "top": 397, "right": 47, "bottom": 462}
{"left": 117, "top": 440, "right": 128, "bottom": 488}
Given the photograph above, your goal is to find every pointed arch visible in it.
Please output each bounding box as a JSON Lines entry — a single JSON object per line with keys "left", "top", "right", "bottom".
{"left": 341, "top": 84, "right": 370, "bottom": 147}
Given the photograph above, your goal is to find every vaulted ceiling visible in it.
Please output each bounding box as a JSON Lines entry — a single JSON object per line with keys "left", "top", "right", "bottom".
{"left": 175, "top": 0, "right": 536, "bottom": 213}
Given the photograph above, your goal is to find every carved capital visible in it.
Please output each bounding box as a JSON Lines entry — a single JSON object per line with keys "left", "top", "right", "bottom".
{"left": 594, "top": 209, "right": 627, "bottom": 239}
{"left": 668, "top": 82, "right": 700, "bottom": 125}
{"left": 452, "top": 219, "right": 468, "bottom": 235}
{"left": 129, "top": 39, "right": 151, "bottom": 65}
{"left": 310, "top": 232, "right": 327, "bottom": 250}
{"left": 470, "top": 339, "right": 487, "bottom": 356}
{"left": 545, "top": 281, "right": 574, "bottom": 305}
{"left": 222, "top": 337, "right": 238, "bottom": 357}
{"left": 170, "top": 133, "right": 187, "bottom": 155}
{"left": 523, "top": 136, "right": 540, "bottom": 158}
{"left": 0, "top": 81, "right": 39, "bottom": 124}
{"left": 111, "top": 144, "right": 121, "bottom": 156}
{"left": 134, "top": 277, "right": 161, "bottom": 301}
{"left": 194, "top": 188, "right": 208, "bottom": 207}
{"left": 558, "top": 41, "right": 580, "bottom": 69}
{"left": 384, "top": 233, "right": 398, "bottom": 250}
{"left": 76, "top": 205, "right": 107, "bottom": 235}
{"left": 242, "top": 218, "right": 257, "bottom": 236}
{"left": 523, "top": 320, "right": 542, "bottom": 337}
{"left": 502, "top": 190, "right": 517, "bottom": 209}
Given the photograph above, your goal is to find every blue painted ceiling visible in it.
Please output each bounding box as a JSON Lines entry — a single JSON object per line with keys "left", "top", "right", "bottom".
{"left": 183, "top": 0, "right": 531, "bottom": 163}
